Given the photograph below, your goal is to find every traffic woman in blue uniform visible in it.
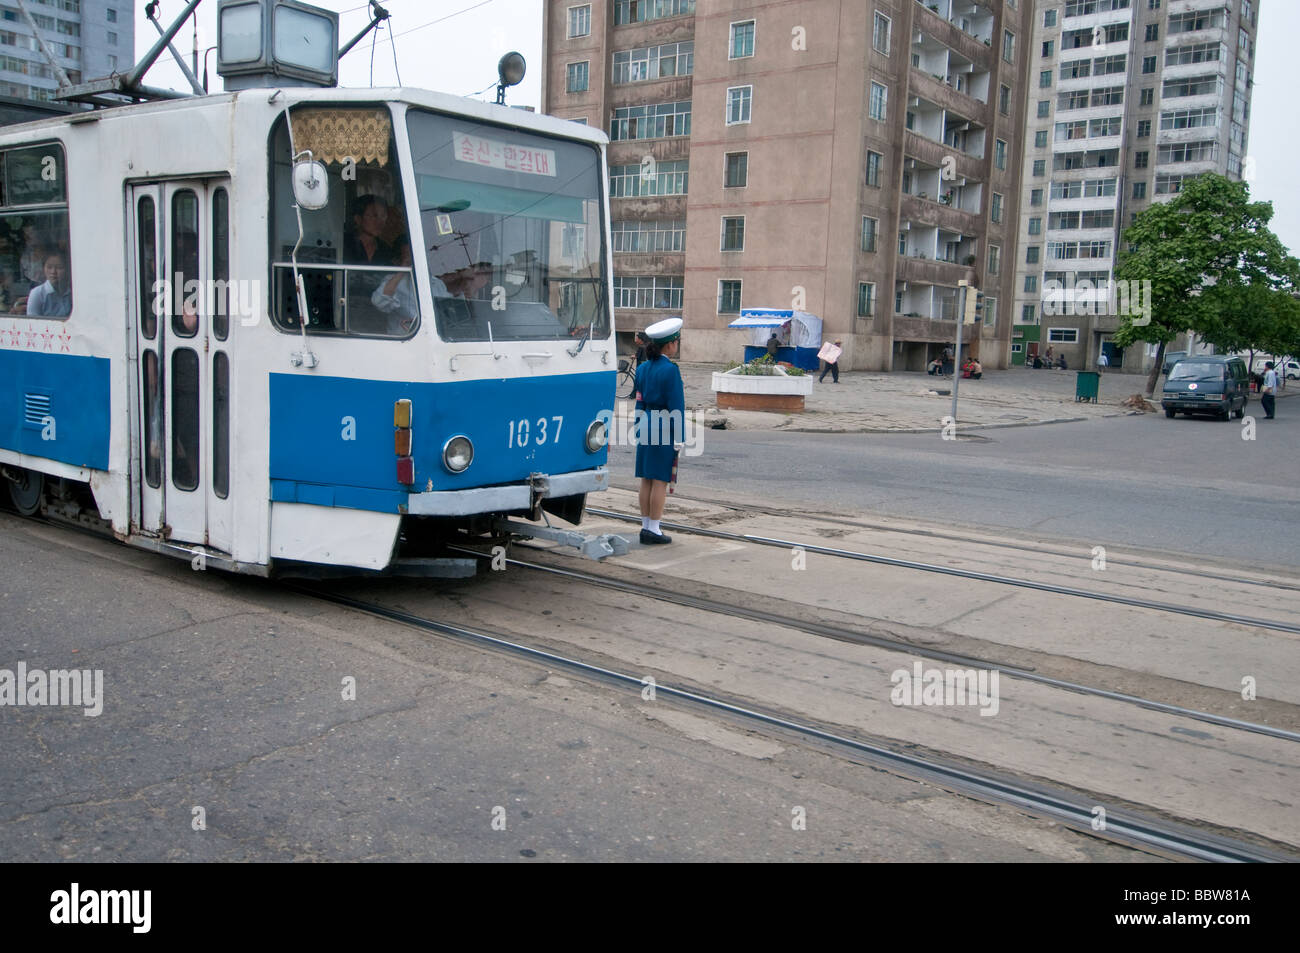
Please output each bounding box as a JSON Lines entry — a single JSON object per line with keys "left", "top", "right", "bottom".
{"left": 634, "top": 317, "right": 685, "bottom": 544}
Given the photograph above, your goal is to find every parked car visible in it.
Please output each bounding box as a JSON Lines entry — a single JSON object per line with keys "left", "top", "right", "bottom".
{"left": 1161, "top": 350, "right": 1187, "bottom": 375}
{"left": 1162, "top": 356, "right": 1250, "bottom": 420}
{"left": 1252, "top": 358, "right": 1300, "bottom": 380}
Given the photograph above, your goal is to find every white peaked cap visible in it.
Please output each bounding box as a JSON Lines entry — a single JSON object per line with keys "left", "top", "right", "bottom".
{"left": 645, "top": 317, "right": 683, "bottom": 342}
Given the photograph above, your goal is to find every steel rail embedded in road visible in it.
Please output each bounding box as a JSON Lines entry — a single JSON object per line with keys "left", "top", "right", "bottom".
{"left": 505, "top": 554, "right": 1300, "bottom": 746}
{"left": 290, "top": 584, "right": 1294, "bottom": 864}
{"left": 586, "top": 508, "right": 1300, "bottom": 634}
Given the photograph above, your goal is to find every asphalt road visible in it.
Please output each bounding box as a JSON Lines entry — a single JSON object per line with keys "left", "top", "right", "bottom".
{"left": 610, "top": 408, "right": 1300, "bottom": 568}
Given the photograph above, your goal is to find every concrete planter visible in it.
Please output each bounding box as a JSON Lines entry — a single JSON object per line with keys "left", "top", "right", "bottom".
{"left": 712, "top": 365, "right": 814, "bottom": 413}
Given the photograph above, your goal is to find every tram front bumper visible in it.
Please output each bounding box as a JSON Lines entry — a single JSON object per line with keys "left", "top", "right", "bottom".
{"left": 404, "top": 466, "right": 610, "bottom": 517}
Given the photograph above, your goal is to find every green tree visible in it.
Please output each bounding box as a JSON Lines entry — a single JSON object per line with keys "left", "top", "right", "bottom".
{"left": 1113, "top": 174, "right": 1299, "bottom": 396}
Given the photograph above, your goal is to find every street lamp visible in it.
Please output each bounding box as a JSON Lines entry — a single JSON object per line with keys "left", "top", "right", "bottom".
{"left": 496, "top": 52, "right": 526, "bottom": 105}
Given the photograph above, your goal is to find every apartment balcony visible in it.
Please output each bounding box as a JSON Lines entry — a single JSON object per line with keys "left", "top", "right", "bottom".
{"left": 912, "top": 2, "right": 996, "bottom": 62}
{"left": 610, "top": 194, "right": 687, "bottom": 219}
{"left": 1161, "top": 58, "right": 1229, "bottom": 82}
{"left": 903, "top": 130, "right": 984, "bottom": 181}
{"left": 608, "top": 138, "right": 690, "bottom": 167}
{"left": 899, "top": 194, "right": 979, "bottom": 232}
{"left": 896, "top": 254, "right": 974, "bottom": 286}
{"left": 611, "top": 76, "right": 694, "bottom": 108}
{"left": 613, "top": 252, "right": 686, "bottom": 275}
{"left": 908, "top": 69, "right": 988, "bottom": 120}
{"left": 892, "top": 314, "right": 978, "bottom": 344}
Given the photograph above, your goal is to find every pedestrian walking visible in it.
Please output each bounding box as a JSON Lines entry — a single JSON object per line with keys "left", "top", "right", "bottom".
{"left": 1098, "top": 351, "right": 1109, "bottom": 372}
{"left": 818, "top": 339, "right": 842, "bottom": 383}
{"left": 1261, "top": 362, "right": 1278, "bottom": 419}
{"left": 635, "top": 317, "right": 685, "bottom": 544}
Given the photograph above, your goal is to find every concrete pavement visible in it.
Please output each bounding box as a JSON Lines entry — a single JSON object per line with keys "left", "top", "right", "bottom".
{"left": 625, "top": 362, "right": 1298, "bottom": 434}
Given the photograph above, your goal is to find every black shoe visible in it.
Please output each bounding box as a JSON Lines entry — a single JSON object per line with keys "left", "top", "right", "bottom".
{"left": 640, "top": 529, "right": 672, "bottom": 545}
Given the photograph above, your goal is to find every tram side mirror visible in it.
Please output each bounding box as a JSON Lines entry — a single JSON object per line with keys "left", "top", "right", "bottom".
{"left": 293, "top": 159, "right": 329, "bottom": 211}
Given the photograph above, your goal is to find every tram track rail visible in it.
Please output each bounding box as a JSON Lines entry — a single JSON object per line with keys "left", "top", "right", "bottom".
{"left": 586, "top": 507, "right": 1300, "bottom": 634}
{"left": 290, "top": 583, "right": 1298, "bottom": 864}
{"left": 498, "top": 551, "right": 1300, "bottom": 745}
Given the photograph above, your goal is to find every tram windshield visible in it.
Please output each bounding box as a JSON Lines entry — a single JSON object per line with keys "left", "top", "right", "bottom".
{"left": 406, "top": 109, "right": 609, "bottom": 342}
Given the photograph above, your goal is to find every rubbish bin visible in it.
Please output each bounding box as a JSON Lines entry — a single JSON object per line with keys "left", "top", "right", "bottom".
{"left": 1075, "top": 370, "right": 1100, "bottom": 403}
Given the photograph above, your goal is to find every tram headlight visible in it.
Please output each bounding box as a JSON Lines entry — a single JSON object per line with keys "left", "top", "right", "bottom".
{"left": 585, "top": 419, "right": 607, "bottom": 453}
{"left": 442, "top": 436, "right": 474, "bottom": 473}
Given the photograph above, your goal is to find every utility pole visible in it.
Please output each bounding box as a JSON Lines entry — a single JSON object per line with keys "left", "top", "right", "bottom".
{"left": 951, "top": 281, "right": 968, "bottom": 422}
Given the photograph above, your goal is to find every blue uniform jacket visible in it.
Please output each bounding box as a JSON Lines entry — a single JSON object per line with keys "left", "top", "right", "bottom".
{"left": 633, "top": 354, "right": 685, "bottom": 483}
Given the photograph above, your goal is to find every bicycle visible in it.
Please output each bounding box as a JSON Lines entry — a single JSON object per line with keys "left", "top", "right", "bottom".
{"left": 617, "top": 356, "right": 638, "bottom": 399}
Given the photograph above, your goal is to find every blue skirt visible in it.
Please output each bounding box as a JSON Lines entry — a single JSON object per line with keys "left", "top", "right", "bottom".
{"left": 635, "top": 441, "right": 677, "bottom": 483}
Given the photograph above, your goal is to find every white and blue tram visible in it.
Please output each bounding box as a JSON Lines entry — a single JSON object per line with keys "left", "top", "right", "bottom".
{"left": 0, "top": 66, "right": 618, "bottom": 573}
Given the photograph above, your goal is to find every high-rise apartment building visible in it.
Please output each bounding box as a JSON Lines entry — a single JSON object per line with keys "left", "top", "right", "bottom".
{"left": 0, "top": 1, "right": 129, "bottom": 103}
{"left": 1012, "top": 0, "right": 1258, "bottom": 372}
{"left": 543, "top": 0, "right": 1034, "bottom": 370}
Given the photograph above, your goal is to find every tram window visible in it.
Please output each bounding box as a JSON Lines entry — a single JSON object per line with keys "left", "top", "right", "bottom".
{"left": 212, "top": 188, "right": 230, "bottom": 341}
{"left": 0, "top": 143, "right": 71, "bottom": 319}
{"left": 142, "top": 349, "right": 161, "bottom": 489}
{"left": 171, "top": 190, "right": 200, "bottom": 338}
{"left": 268, "top": 107, "right": 416, "bottom": 338}
{"left": 171, "top": 348, "right": 200, "bottom": 492}
{"left": 212, "top": 351, "right": 229, "bottom": 499}
{"left": 138, "top": 196, "right": 157, "bottom": 339}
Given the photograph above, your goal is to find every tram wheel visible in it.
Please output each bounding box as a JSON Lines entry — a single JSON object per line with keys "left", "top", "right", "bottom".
{"left": 7, "top": 468, "right": 44, "bottom": 516}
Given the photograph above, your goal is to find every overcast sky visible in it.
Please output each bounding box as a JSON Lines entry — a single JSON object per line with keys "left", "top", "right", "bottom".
{"left": 135, "top": 0, "right": 1299, "bottom": 255}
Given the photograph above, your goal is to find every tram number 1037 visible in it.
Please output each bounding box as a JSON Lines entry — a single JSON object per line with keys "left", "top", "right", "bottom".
{"left": 508, "top": 417, "right": 565, "bottom": 448}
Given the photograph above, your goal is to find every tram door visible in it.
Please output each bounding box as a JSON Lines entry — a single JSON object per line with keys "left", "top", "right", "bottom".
{"left": 128, "top": 180, "right": 233, "bottom": 553}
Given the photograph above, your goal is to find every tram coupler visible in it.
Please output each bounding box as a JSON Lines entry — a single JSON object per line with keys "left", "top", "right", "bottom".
{"left": 492, "top": 517, "right": 629, "bottom": 561}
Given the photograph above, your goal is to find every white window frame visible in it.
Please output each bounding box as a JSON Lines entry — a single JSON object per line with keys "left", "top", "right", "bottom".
{"left": 724, "top": 151, "right": 749, "bottom": 188}
{"left": 729, "top": 20, "right": 755, "bottom": 60}
{"left": 566, "top": 61, "right": 589, "bottom": 93}
{"left": 1048, "top": 328, "right": 1079, "bottom": 343}
{"left": 567, "top": 4, "right": 591, "bottom": 39}
{"left": 726, "top": 85, "right": 752, "bottom": 125}
{"left": 718, "top": 279, "right": 743, "bottom": 314}
{"left": 873, "top": 12, "right": 891, "bottom": 55}
{"left": 720, "top": 215, "right": 745, "bottom": 252}
{"left": 869, "top": 82, "right": 888, "bottom": 121}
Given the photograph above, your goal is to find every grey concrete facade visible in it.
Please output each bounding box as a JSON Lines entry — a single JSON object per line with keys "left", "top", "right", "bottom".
{"left": 543, "top": 0, "right": 1034, "bottom": 370}
{"left": 0, "top": 1, "right": 131, "bottom": 102}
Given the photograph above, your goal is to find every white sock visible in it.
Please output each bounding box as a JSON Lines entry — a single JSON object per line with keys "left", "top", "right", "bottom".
{"left": 642, "top": 517, "right": 650, "bottom": 530}
{"left": 648, "top": 519, "right": 661, "bottom": 534}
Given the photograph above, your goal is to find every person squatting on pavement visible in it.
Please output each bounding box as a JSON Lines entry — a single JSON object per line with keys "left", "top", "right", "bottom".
{"left": 635, "top": 317, "right": 685, "bottom": 545}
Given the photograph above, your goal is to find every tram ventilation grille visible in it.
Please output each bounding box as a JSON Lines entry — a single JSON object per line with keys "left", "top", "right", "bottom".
{"left": 24, "top": 393, "right": 51, "bottom": 426}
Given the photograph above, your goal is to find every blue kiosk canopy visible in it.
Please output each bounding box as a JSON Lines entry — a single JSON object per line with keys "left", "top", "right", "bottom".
{"left": 729, "top": 309, "right": 824, "bottom": 371}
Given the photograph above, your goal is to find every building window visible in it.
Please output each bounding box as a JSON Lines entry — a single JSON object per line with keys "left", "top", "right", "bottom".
{"left": 614, "top": 0, "right": 695, "bottom": 25}
{"left": 1039, "top": 70, "right": 1052, "bottom": 88}
{"left": 1026, "top": 246, "right": 1040, "bottom": 264}
{"left": 610, "top": 159, "right": 688, "bottom": 197}
{"left": 1020, "top": 306, "right": 1036, "bottom": 324}
{"left": 988, "top": 244, "right": 1000, "bottom": 275}
{"left": 1145, "top": 24, "right": 1159, "bottom": 42}
{"left": 1142, "top": 55, "right": 1156, "bottom": 74}
{"left": 1028, "top": 217, "right": 1042, "bottom": 236}
{"left": 107, "top": 31, "right": 117, "bottom": 45}
{"left": 1042, "top": 40, "right": 1055, "bottom": 57}
{"left": 865, "top": 150, "right": 882, "bottom": 187}
{"left": 861, "top": 216, "right": 878, "bottom": 253}
{"left": 1044, "top": 10, "right": 1057, "bottom": 27}
{"left": 1035, "top": 130, "right": 1048, "bottom": 148}
{"left": 568, "top": 5, "right": 591, "bottom": 38}
{"left": 612, "top": 41, "right": 695, "bottom": 83}
{"left": 730, "top": 20, "right": 755, "bottom": 59}
{"left": 1149, "top": 0, "right": 1161, "bottom": 8}
{"left": 984, "top": 296, "right": 996, "bottom": 326}
{"left": 1133, "top": 181, "right": 1147, "bottom": 199}
{"left": 1003, "top": 30, "right": 1015, "bottom": 63}
{"left": 1137, "top": 120, "right": 1150, "bottom": 138}
{"left": 1048, "top": 328, "right": 1078, "bottom": 343}
{"left": 718, "top": 280, "right": 742, "bottom": 313}
{"left": 1024, "top": 276, "right": 1038, "bottom": 293}
{"left": 857, "top": 282, "right": 875, "bottom": 317}
{"left": 995, "top": 139, "right": 1007, "bottom": 170}
{"left": 611, "top": 102, "right": 692, "bottom": 140}
{"left": 1031, "top": 188, "right": 1043, "bottom": 206}
{"left": 724, "top": 152, "right": 748, "bottom": 187}
{"left": 1033, "top": 159, "right": 1046, "bottom": 177}
{"left": 1140, "top": 87, "right": 1153, "bottom": 106}
{"left": 614, "top": 276, "right": 685, "bottom": 310}
{"left": 721, "top": 216, "right": 745, "bottom": 251}
{"left": 999, "top": 84, "right": 1010, "bottom": 115}
{"left": 1037, "top": 100, "right": 1050, "bottom": 119}
{"left": 566, "top": 62, "right": 589, "bottom": 93}
{"left": 991, "top": 192, "right": 1003, "bottom": 223}
{"left": 1135, "top": 151, "right": 1149, "bottom": 168}
{"left": 873, "top": 12, "right": 891, "bottom": 55}
{"left": 869, "top": 82, "right": 888, "bottom": 121}
{"left": 726, "top": 86, "right": 752, "bottom": 124}
{"left": 611, "top": 220, "right": 686, "bottom": 253}
{"left": 106, "top": 54, "right": 117, "bottom": 69}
